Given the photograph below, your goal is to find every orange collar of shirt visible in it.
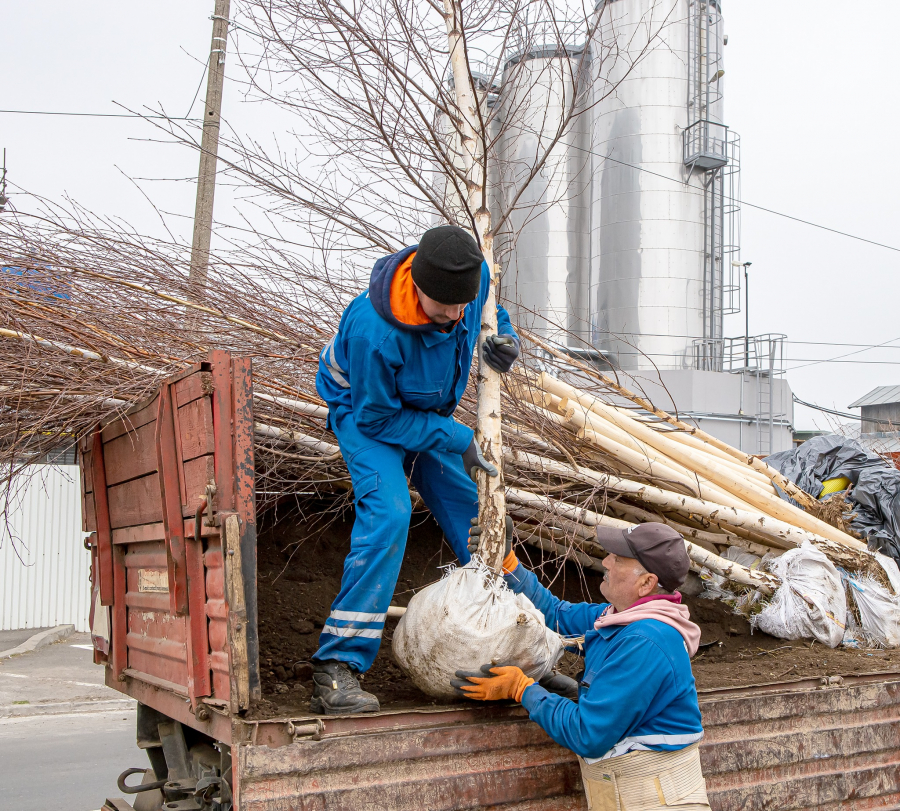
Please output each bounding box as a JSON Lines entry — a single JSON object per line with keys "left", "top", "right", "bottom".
{"left": 389, "top": 252, "right": 465, "bottom": 330}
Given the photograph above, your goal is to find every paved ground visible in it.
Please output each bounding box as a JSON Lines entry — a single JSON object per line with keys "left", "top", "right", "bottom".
{"left": 0, "top": 632, "right": 123, "bottom": 710}
{"left": 0, "top": 627, "right": 50, "bottom": 649}
{"left": 0, "top": 708, "right": 139, "bottom": 811}
{"left": 0, "top": 633, "right": 141, "bottom": 810}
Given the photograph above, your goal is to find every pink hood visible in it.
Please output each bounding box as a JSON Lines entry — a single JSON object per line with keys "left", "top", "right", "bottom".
{"left": 594, "top": 595, "right": 701, "bottom": 657}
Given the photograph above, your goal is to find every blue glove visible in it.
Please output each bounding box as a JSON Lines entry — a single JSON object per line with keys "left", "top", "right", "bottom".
{"left": 483, "top": 335, "right": 520, "bottom": 373}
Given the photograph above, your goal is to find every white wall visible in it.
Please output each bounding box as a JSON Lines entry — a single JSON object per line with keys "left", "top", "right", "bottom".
{"left": 0, "top": 465, "right": 89, "bottom": 632}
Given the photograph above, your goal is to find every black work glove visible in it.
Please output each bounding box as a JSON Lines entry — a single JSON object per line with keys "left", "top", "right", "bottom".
{"left": 482, "top": 334, "right": 520, "bottom": 373}
{"left": 462, "top": 438, "right": 498, "bottom": 481}
{"left": 468, "top": 515, "right": 513, "bottom": 556}
{"left": 538, "top": 671, "right": 580, "bottom": 701}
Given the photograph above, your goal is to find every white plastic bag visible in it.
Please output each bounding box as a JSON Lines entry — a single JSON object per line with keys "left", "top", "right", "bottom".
{"left": 875, "top": 552, "right": 900, "bottom": 595}
{"left": 722, "top": 546, "right": 764, "bottom": 570}
{"left": 699, "top": 546, "right": 764, "bottom": 602}
{"left": 392, "top": 561, "right": 564, "bottom": 700}
{"left": 844, "top": 574, "right": 900, "bottom": 648}
{"left": 754, "top": 542, "right": 846, "bottom": 648}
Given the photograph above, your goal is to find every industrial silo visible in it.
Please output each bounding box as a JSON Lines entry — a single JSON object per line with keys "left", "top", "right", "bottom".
{"left": 588, "top": 0, "right": 732, "bottom": 371}
{"left": 493, "top": 44, "right": 591, "bottom": 347}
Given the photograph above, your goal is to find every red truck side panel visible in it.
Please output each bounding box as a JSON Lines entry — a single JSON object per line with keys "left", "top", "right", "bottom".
{"left": 233, "top": 675, "right": 900, "bottom": 811}
{"left": 81, "top": 352, "right": 257, "bottom": 720}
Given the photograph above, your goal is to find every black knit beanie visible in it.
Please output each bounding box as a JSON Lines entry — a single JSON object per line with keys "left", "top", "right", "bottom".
{"left": 410, "top": 225, "right": 484, "bottom": 305}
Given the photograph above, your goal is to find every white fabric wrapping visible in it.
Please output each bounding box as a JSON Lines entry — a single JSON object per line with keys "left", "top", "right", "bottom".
{"left": 845, "top": 574, "right": 900, "bottom": 648}
{"left": 754, "top": 542, "right": 846, "bottom": 648}
{"left": 392, "top": 560, "right": 564, "bottom": 699}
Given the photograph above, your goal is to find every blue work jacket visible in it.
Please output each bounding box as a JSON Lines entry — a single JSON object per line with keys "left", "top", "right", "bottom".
{"left": 316, "top": 245, "right": 516, "bottom": 454}
{"left": 505, "top": 565, "right": 704, "bottom": 761}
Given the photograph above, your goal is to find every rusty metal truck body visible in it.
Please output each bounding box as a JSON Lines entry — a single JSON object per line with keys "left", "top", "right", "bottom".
{"left": 81, "top": 353, "right": 900, "bottom": 811}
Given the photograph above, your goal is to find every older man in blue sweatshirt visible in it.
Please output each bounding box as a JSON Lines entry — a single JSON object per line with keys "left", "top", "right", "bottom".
{"left": 455, "top": 522, "right": 710, "bottom": 811}
{"left": 313, "top": 225, "right": 519, "bottom": 715}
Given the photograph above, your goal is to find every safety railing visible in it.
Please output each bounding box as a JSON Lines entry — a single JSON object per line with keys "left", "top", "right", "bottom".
{"left": 691, "top": 334, "right": 786, "bottom": 375}
{"left": 683, "top": 119, "right": 729, "bottom": 171}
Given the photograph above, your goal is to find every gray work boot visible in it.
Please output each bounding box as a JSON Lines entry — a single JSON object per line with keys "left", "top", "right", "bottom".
{"left": 309, "top": 660, "right": 380, "bottom": 715}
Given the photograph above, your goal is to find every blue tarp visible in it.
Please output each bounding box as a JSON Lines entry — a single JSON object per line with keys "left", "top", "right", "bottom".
{"left": 1, "top": 266, "right": 70, "bottom": 300}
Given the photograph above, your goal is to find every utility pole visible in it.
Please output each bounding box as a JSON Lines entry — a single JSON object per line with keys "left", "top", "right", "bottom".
{"left": 189, "top": 0, "right": 231, "bottom": 286}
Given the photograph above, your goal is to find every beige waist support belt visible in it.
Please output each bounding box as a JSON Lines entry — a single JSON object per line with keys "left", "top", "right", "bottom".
{"left": 578, "top": 742, "right": 710, "bottom": 811}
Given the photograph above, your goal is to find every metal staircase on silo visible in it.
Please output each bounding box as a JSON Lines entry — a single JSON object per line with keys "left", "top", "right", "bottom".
{"left": 683, "top": 0, "right": 741, "bottom": 373}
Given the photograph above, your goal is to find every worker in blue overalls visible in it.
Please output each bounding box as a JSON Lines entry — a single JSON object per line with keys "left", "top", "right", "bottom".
{"left": 312, "top": 225, "right": 520, "bottom": 714}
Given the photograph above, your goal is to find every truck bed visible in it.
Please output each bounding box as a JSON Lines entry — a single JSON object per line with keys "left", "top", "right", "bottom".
{"left": 79, "top": 353, "right": 900, "bottom": 811}
{"left": 252, "top": 502, "right": 900, "bottom": 719}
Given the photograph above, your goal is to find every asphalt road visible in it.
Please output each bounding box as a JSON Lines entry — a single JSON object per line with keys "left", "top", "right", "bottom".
{"left": 0, "top": 633, "right": 142, "bottom": 810}
{"left": 0, "top": 708, "right": 141, "bottom": 811}
{"left": 0, "top": 627, "right": 50, "bottom": 650}
{"left": 0, "top": 632, "right": 120, "bottom": 709}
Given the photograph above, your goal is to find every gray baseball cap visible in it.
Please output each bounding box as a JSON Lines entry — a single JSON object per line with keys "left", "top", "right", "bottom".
{"left": 595, "top": 523, "right": 690, "bottom": 591}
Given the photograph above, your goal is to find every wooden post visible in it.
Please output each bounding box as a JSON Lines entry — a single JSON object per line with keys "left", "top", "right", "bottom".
{"left": 224, "top": 513, "right": 250, "bottom": 712}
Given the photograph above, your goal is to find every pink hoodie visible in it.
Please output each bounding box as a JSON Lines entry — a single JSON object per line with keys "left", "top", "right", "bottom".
{"left": 594, "top": 594, "right": 701, "bottom": 657}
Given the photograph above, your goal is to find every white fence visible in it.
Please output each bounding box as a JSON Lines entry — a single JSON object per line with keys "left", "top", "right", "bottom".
{"left": 0, "top": 465, "right": 89, "bottom": 632}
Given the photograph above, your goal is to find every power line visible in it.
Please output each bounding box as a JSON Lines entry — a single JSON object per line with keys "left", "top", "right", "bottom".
{"left": 0, "top": 109, "right": 199, "bottom": 121}
{"left": 572, "top": 143, "right": 900, "bottom": 254}
{"left": 4, "top": 110, "right": 900, "bottom": 254}
{"left": 792, "top": 394, "right": 899, "bottom": 430}
{"left": 785, "top": 334, "right": 900, "bottom": 372}
{"left": 784, "top": 359, "right": 900, "bottom": 367}
{"left": 787, "top": 339, "right": 900, "bottom": 349}
{"left": 792, "top": 396, "right": 859, "bottom": 421}
{"left": 581, "top": 331, "right": 900, "bottom": 350}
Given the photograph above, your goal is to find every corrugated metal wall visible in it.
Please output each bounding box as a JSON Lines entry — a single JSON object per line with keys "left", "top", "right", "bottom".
{"left": 0, "top": 465, "right": 89, "bottom": 631}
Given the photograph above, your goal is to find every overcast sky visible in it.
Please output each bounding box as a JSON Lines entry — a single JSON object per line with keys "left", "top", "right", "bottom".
{"left": 4, "top": 1, "right": 899, "bottom": 430}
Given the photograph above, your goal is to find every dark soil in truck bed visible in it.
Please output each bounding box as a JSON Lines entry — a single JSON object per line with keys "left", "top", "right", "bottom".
{"left": 251, "top": 499, "right": 900, "bottom": 719}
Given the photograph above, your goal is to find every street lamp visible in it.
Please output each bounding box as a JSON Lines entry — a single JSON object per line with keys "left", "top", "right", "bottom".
{"left": 743, "top": 262, "right": 752, "bottom": 368}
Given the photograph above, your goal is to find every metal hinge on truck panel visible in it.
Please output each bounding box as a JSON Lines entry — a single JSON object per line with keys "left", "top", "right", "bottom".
{"left": 287, "top": 718, "right": 325, "bottom": 742}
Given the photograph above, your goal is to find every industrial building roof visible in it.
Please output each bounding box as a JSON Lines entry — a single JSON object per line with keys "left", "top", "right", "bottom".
{"left": 848, "top": 385, "right": 900, "bottom": 409}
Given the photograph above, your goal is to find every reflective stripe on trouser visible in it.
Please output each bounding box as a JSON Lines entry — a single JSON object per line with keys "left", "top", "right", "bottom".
{"left": 313, "top": 408, "right": 477, "bottom": 672}
{"left": 578, "top": 743, "right": 710, "bottom": 811}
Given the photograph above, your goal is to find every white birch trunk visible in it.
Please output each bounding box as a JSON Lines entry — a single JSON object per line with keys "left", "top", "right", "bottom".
{"left": 505, "top": 448, "right": 875, "bottom": 570}
{"left": 523, "top": 328, "right": 820, "bottom": 511}
{"left": 443, "top": 0, "right": 506, "bottom": 572}
{"left": 540, "top": 373, "right": 867, "bottom": 552}
{"left": 506, "top": 488, "right": 780, "bottom": 594}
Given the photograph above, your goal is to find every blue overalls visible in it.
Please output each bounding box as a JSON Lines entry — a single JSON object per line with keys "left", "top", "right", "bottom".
{"left": 314, "top": 246, "right": 517, "bottom": 672}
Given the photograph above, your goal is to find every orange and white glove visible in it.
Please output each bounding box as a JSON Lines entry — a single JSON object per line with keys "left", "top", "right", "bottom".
{"left": 451, "top": 664, "right": 535, "bottom": 702}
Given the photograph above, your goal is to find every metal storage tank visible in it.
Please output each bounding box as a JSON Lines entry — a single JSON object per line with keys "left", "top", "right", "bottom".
{"left": 494, "top": 45, "right": 591, "bottom": 346}
{"left": 588, "top": 0, "right": 728, "bottom": 370}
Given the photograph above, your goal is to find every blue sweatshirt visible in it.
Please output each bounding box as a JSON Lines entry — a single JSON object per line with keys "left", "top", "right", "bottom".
{"left": 505, "top": 565, "right": 704, "bottom": 761}
{"left": 316, "top": 245, "right": 516, "bottom": 453}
